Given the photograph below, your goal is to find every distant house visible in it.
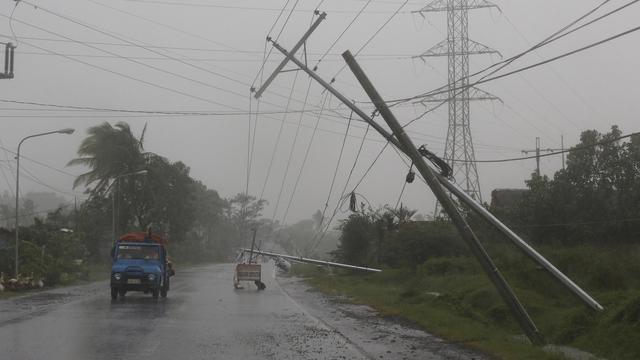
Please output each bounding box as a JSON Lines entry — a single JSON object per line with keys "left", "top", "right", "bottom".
{"left": 490, "top": 189, "right": 528, "bottom": 210}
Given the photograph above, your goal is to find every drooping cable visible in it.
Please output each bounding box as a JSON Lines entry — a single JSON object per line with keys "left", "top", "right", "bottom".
{"left": 259, "top": 71, "right": 301, "bottom": 200}
{"left": 245, "top": 94, "right": 253, "bottom": 198}
{"left": 332, "top": 0, "right": 409, "bottom": 81}
{"left": 269, "top": 78, "right": 314, "bottom": 225}
{"left": 279, "top": 93, "right": 331, "bottom": 232}
{"left": 315, "top": 0, "right": 373, "bottom": 69}
{"left": 251, "top": 0, "right": 301, "bottom": 89}
{"left": 318, "top": 109, "right": 353, "bottom": 228}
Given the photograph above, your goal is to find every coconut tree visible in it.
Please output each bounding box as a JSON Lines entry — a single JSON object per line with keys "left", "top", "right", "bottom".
{"left": 68, "top": 122, "right": 155, "bottom": 233}
{"left": 68, "top": 122, "right": 148, "bottom": 194}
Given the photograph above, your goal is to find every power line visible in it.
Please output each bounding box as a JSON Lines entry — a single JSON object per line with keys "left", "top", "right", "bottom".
{"left": 88, "top": 0, "right": 240, "bottom": 52}
{"left": 396, "top": 0, "right": 637, "bottom": 106}
{"left": 0, "top": 98, "right": 341, "bottom": 116}
{"left": 279, "top": 93, "right": 331, "bottom": 228}
{"left": 0, "top": 144, "right": 78, "bottom": 178}
{"left": 9, "top": 4, "right": 321, "bottom": 115}
{"left": 512, "top": 217, "right": 640, "bottom": 229}
{"left": 19, "top": 165, "right": 79, "bottom": 196}
{"left": 454, "top": 132, "right": 639, "bottom": 164}
{"left": 0, "top": 34, "right": 417, "bottom": 57}
{"left": 115, "top": 0, "right": 412, "bottom": 14}
{"left": 315, "top": 0, "right": 373, "bottom": 68}
{"left": 14, "top": 49, "right": 412, "bottom": 62}
{"left": 400, "top": 22, "right": 640, "bottom": 106}
{"left": 318, "top": 109, "right": 353, "bottom": 228}
{"left": 332, "top": 0, "right": 409, "bottom": 80}
{"left": 269, "top": 79, "right": 314, "bottom": 223}
{"left": 403, "top": 0, "right": 613, "bottom": 106}
{"left": 0, "top": 203, "right": 74, "bottom": 222}
{"left": 251, "top": 0, "right": 301, "bottom": 88}
{"left": 10, "top": 37, "right": 239, "bottom": 109}
{"left": 1, "top": 13, "right": 256, "bottom": 111}
{"left": 311, "top": 122, "right": 372, "bottom": 250}
{"left": 259, "top": 71, "right": 301, "bottom": 200}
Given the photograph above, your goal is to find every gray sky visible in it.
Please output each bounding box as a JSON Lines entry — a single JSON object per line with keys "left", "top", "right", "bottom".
{"left": 0, "top": 0, "right": 638, "bottom": 225}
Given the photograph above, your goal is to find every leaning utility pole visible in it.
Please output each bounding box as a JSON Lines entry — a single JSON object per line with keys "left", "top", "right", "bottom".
{"left": 343, "top": 51, "right": 543, "bottom": 345}
{"left": 253, "top": 15, "right": 603, "bottom": 344}
{"left": 413, "top": 0, "right": 500, "bottom": 215}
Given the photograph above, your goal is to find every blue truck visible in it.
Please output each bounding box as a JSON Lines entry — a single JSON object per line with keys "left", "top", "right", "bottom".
{"left": 110, "top": 231, "right": 173, "bottom": 300}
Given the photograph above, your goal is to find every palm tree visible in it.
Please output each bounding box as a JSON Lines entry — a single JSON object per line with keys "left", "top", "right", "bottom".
{"left": 68, "top": 122, "right": 148, "bottom": 194}
{"left": 68, "top": 122, "right": 156, "bottom": 232}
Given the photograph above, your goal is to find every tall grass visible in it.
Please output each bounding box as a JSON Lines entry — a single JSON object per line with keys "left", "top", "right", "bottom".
{"left": 296, "top": 244, "right": 640, "bottom": 359}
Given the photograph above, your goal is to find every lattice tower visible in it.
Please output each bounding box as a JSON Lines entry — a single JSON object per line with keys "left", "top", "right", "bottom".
{"left": 413, "top": 0, "right": 500, "bottom": 216}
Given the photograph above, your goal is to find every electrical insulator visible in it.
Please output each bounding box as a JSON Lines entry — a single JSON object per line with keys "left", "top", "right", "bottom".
{"left": 405, "top": 170, "right": 415, "bottom": 183}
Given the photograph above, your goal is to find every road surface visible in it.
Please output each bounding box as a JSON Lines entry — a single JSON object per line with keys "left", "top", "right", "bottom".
{"left": 0, "top": 263, "right": 485, "bottom": 359}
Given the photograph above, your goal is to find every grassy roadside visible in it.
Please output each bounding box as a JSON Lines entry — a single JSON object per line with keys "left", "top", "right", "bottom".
{"left": 0, "top": 262, "right": 110, "bottom": 300}
{"left": 293, "top": 248, "right": 640, "bottom": 360}
{"left": 294, "top": 264, "right": 559, "bottom": 360}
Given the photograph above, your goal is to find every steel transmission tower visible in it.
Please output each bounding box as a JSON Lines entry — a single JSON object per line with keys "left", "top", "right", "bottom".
{"left": 414, "top": 0, "right": 500, "bottom": 215}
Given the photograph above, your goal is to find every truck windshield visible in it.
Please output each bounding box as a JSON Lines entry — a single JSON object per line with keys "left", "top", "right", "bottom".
{"left": 117, "top": 245, "right": 159, "bottom": 260}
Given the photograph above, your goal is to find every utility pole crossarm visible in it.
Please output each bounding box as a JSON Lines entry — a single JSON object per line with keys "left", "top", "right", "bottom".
{"left": 252, "top": 12, "right": 327, "bottom": 99}
{"left": 249, "top": 17, "right": 601, "bottom": 315}
{"left": 269, "top": 40, "right": 402, "bottom": 150}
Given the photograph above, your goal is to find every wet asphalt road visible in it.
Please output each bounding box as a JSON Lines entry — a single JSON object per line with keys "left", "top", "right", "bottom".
{"left": 0, "top": 263, "right": 485, "bottom": 360}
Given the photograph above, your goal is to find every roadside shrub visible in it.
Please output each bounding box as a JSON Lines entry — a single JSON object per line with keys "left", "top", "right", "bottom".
{"left": 383, "top": 221, "right": 466, "bottom": 269}
{"left": 418, "top": 257, "right": 477, "bottom": 276}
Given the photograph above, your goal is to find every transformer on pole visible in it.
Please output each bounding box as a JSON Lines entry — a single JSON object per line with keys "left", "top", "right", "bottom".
{"left": 1, "top": 42, "right": 15, "bottom": 79}
{"left": 413, "top": 0, "right": 500, "bottom": 215}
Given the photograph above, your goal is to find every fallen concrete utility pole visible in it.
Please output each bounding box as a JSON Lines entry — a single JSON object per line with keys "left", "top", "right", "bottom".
{"left": 262, "top": 37, "right": 602, "bottom": 313}
{"left": 241, "top": 248, "right": 382, "bottom": 273}
{"left": 253, "top": 18, "right": 604, "bottom": 344}
{"left": 343, "top": 50, "right": 544, "bottom": 345}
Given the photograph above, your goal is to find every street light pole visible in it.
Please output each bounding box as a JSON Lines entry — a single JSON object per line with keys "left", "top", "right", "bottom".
{"left": 110, "top": 170, "right": 148, "bottom": 243}
{"left": 15, "top": 128, "right": 75, "bottom": 277}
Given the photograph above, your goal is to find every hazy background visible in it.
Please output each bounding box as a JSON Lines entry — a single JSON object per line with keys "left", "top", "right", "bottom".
{"left": 0, "top": 0, "right": 638, "bottom": 225}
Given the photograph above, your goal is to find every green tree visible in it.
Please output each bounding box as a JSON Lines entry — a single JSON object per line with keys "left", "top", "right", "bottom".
{"left": 68, "top": 122, "right": 148, "bottom": 194}
{"left": 514, "top": 126, "right": 640, "bottom": 244}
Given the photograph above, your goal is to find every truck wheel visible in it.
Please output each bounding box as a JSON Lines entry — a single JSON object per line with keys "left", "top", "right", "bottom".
{"left": 111, "top": 287, "right": 118, "bottom": 300}
{"left": 118, "top": 289, "right": 126, "bottom": 298}
{"left": 160, "top": 287, "right": 167, "bottom": 298}
{"left": 152, "top": 288, "right": 159, "bottom": 299}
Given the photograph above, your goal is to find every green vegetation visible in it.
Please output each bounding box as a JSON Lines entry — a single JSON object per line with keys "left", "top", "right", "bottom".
{"left": 297, "top": 244, "right": 640, "bottom": 359}
{"left": 0, "top": 121, "right": 267, "bottom": 293}
{"left": 303, "top": 127, "right": 640, "bottom": 359}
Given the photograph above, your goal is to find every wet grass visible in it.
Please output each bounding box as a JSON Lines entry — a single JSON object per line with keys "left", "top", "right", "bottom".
{"left": 0, "top": 262, "right": 110, "bottom": 299}
{"left": 294, "top": 245, "right": 640, "bottom": 360}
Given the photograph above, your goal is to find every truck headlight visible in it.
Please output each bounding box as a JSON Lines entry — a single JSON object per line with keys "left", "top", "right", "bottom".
{"left": 113, "top": 273, "right": 122, "bottom": 280}
{"left": 147, "top": 273, "right": 156, "bottom": 281}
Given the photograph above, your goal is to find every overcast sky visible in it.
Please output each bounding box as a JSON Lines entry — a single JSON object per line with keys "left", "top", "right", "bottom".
{"left": 0, "top": 0, "right": 638, "bottom": 225}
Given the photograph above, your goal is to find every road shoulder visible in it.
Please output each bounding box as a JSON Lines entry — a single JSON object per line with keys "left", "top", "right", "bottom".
{"left": 277, "top": 275, "right": 488, "bottom": 360}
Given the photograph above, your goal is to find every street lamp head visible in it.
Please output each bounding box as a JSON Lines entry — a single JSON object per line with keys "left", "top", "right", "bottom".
{"left": 57, "top": 128, "right": 75, "bottom": 135}
{"left": 135, "top": 169, "right": 149, "bottom": 175}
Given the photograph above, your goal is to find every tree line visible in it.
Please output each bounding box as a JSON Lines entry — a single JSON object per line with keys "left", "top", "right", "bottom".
{"left": 332, "top": 126, "right": 640, "bottom": 269}
{"left": 0, "top": 122, "right": 265, "bottom": 284}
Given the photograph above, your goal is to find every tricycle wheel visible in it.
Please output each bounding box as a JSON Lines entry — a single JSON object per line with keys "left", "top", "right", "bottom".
{"left": 255, "top": 280, "right": 266, "bottom": 290}
{"left": 160, "top": 287, "right": 167, "bottom": 298}
{"left": 111, "top": 287, "right": 118, "bottom": 300}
